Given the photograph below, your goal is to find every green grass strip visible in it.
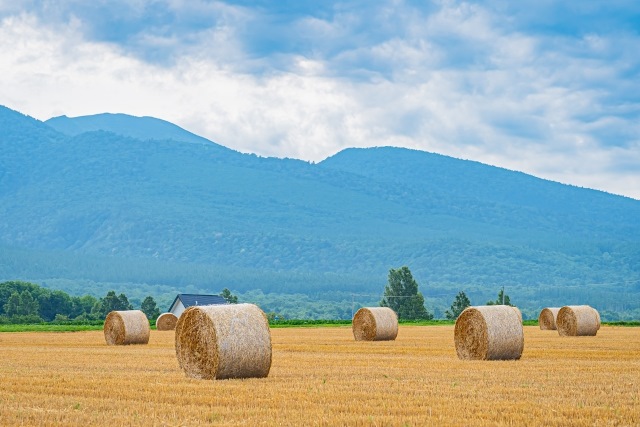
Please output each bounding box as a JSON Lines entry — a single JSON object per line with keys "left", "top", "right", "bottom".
{"left": 0, "top": 324, "right": 104, "bottom": 332}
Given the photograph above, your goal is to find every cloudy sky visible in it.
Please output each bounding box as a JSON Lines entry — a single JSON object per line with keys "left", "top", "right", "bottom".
{"left": 1, "top": 1, "right": 639, "bottom": 199}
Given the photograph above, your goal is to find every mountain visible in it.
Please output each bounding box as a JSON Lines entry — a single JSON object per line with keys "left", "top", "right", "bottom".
{"left": 1, "top": 105, "right": 639, "bottom": 319}
{"left": 46, "top": 113, "right": 223, "bottom": 147}
{"left": 320, "top": 147, "right": 639, "bottom": 238}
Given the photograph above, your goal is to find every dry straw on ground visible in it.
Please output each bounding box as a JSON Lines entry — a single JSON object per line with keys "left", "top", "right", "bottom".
{"left": 352, "top": 307, "right": 398, "bottom": 341}
{"left": 103, "top": 310, "right": 150, "bottom": 345}
{"left": 538, "top": 307, "right": 561, "bottom": 330}
{"left": 556, "top": 305, "right": 599, "bottom": 336}
{"left": 175, "top": 303, "right": 272, "bottom": 380}
{"left": 454, "top": 305, "right": 524, "bottom": 360}
{"left": 156, "top": 312, "right": 178, "bottom": 331}
{"left": 3, "top": 326, "right": 640, "bottom": 426}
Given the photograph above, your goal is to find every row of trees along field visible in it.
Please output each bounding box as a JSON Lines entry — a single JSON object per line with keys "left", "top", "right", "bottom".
{"left": 377, "top": 266, "right": 511, "bottom": 321}
{"left": 0, "top": 280, "right": 240, "bottom": 324}
{"left": 0, "top": 281, "right": 161, "bottom": 324}
{"left": 2, "top": 267, "right": 508, "bottom": 324}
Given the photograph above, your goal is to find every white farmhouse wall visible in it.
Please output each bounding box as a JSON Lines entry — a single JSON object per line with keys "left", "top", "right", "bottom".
{"left": 170, "top": 300, "right": 186, "bottom": 318}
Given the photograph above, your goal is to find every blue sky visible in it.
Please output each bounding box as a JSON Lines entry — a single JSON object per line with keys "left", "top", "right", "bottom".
{"left": 1, "top": 0, "right": 639, "bottom": 199}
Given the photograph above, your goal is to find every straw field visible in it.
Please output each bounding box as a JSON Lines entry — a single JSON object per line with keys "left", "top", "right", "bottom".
{"left": 1, "top": 326, "right": 639, "bottom": 426}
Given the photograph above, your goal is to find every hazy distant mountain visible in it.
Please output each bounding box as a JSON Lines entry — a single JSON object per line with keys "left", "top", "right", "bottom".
{"left": 320, "top": 147, "right": 639, "bottom": 238}
{"left": 1, "top": 105, "right": 639, "bottom": 317}
{"left": 46, "top": 112, "right": 230, "bottom": 151}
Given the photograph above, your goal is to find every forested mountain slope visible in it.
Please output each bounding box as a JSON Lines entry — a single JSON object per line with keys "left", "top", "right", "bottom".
{"left": 1, "top": 105, "right": 639, "bottom": 318}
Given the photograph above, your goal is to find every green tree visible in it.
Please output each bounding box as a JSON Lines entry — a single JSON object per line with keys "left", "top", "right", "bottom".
{"left": 445, "top": 291, "right": 471, "bottom": 320}
{"left": 93, "top": 291, "right": 133, "bottom": 318}
{"left": 140, "top": 296, "right": 160, "bottom": 321}
{"left": 380, "top": 266, "right": 433, "bottom": 320}
{"left": 38, "top": 290, "right": 72, "bottom": 321}
{"left": 265, "top": 311, "right": 286, "bottom": 322}
{"left": 118, "top": 293, "right": 133, "bottom": 310}
{"left": 19, "top": 290, "right": 40, "bottom": 316}
{"left": 220, "top": 288, "right": 238, "bottom": 304}
{"left": 486, "top": 288, "right": 512, "bottom": 306}
{"left": 3, "top": 291, "right": 21, "bottom": 317}
{"left": 71, "top": 295, "right": 99, "bottom": 319}
{"left": 0, "top": 281, "right": 44, "bottom": 315}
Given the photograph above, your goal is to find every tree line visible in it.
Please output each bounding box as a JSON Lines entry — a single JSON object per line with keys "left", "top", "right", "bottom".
{"left": 0, "top": 281, "right": 240, "bottom": 324}
{"left": 1, "top": 271, "right": 511, "bottom": 324}
{"left": 0, "top": 281, "right": 162, "bottom": 324}
{"left": 378, "top": 266, "right": 512, "bottom": 321}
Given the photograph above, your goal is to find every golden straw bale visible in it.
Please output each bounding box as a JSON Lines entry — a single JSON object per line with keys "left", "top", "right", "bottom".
{"left": 352, "top": 307, "right": 398, "bottom": 341}
{"left": 454, "top": 305, "right": 524, "bottom": 360}
{"left": 156, "top": 312, "right": 178, "bottom": 331}
{"left": 538, "top": 307, "right": 561, "bottom": 330}
{"left": 511, "top": 306, "right": 523, "bottom": 323}
{"left": 175, "top": 303, "right": 272, "bottom": 380}
{"left": 557, "top": 305, "right": 599, "bottom": 336}
{"left": 104, "top": 310, "right": 150, "bottom": 345}
{"left": 593, "top": 307, "right": 601, "bottom": 330}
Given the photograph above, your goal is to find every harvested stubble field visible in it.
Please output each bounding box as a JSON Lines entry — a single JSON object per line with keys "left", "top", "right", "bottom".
{"left": 0, "top": 326, "right": 638, "bottom": 426}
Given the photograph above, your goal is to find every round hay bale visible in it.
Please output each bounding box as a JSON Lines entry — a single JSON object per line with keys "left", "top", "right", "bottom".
{"left": 156, "top": 312, "right": 178, "bottom": 331}
{"left": 175, "top": 303, "right": 272, "bottom": 380}
{"left": 454, "top": 305, "right": 524, "bottom": 360}
{"left": 104, "top": 310, "right": 150, "bottom": 345}
{"left": 511, "top": 306, "right": 523, "bottom": 323}
{"left": 352, "top": 307, "right": 398, "bottom": 341}
{"left": 556, "top": 305, "right": 599, "bottom": 336}
{"left": 593, "top": 307, "right": 601, "bottom": 330}
{"left": 538, "top": 307, "right": 560, "bottom": 330}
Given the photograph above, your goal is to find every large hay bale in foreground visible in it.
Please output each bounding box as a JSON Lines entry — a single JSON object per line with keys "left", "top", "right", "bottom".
{"left": 175, "top": 303, "right": 272, "bottom": 380}
{"left": 156, "top": 312, "right": 178, "bottom": 331}
{"left": 104, "top": 310, "right": 150, "bottom": 345}
{"left": 538, "top": 307, "right": 561, "bottom": 330}
{"left": 511, "top": 306, "right": 523, "bottom": 323}
{"left": 352, "top": 307, "right": 398, "bottom": 341}
{"left": 454, "top": 305, "right": 524, "bottom": 360}
{"left": 556, "top": 305, "right": 599, "bottom": 336}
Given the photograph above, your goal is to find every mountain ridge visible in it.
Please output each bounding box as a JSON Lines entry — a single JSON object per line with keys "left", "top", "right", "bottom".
{"left": 46, "top": 112, "right": 217, "bottom": 145}
{"left": 1, "top": 105, "right": 639, "bottom": 318}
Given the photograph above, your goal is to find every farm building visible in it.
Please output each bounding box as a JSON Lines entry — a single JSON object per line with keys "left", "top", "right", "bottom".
{"left": 168, "top": 293, "right": 227, "bottom": 318}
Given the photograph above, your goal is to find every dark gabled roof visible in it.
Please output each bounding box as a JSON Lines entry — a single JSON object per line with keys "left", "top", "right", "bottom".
{"left": 169, "top": 293, "right": 227, "bottom": 311}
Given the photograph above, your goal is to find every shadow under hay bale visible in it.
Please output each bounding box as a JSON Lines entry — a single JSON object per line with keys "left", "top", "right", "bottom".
{"left": 175, "top": 303, "right": 272, "bottom": 380}
{"left": 104, "top": 310, "right": 150, "bottom": 345}
{"left": 538, "top": 307, "right": 561, "bottom": 330}
{"left": 454, "top": 305, "right": 524, "bottom": 360}
{"left": 557, "top": 305, "right": 599, "bottom": 336}
{"left": 352, "top": 307, "right": 398, "bottom": 341}
{"left": 156, "top": 312, "right": 178, "bottom": 331}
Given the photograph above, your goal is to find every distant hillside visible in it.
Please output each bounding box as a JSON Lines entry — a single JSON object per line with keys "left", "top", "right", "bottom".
{"left": 1, "top": 105, "right": 639, "bottom": 319}
{"left": 45, "top": 113, "right": 231, "bottom": 151}
{"left": 320, "top": 147, "right": 640, "bottom": 239}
